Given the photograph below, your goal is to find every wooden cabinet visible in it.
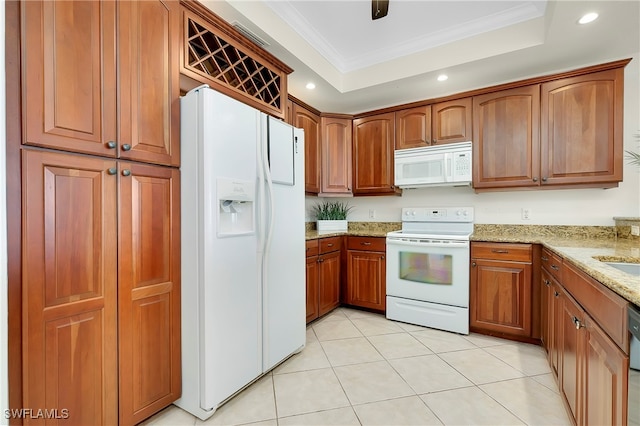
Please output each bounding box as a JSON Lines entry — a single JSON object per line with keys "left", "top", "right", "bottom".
{"left": 473, "top": 85, "right": 540, "bottom": 189}
{"left": 19, "top": 2, "right": 182, "bottom": 423}
{"left": 539, "top": 249, "right": 630, "bottom": 425}
{"left": 118, "top": 162, "right": 181, "bottom": 425}
{"left": 21, "top": 151, "right": 181, "bottom": 425}
{"left": 352, "top": 113, "right": 396, "bottom": 195}
{"left": 470, "top": 243, "right": 534, "bottom": 339}
{"left": 395, "top": 105, "right": 431, "bottom": 149}
{"left": 22, "top": 150, "right": 119, "bottom": 425}
{"left": 321, "top": 116, "right": 353, "bottom": 195}
{"left": 395, "top": 98, "right": 471, "bottom": 150}
{"left": 541, "top": 68, "right": 624, "bottom": 187}
{"left": 305, "top": 238, "right": 341, "bottom": 323}
{"left": 291, "top": 104, "right": 322, "bottom": 193}
{"left": 432, "top": 98, "right": 473, "bottom": 146}
{"left": 22, "top": 0, "right": 180, "bottom": 166}
{"left": 346, "top": 237, "right": 386, "bottom": 311}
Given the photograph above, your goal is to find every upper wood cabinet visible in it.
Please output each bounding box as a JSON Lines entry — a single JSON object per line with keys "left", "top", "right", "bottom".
{"left": 291, "top": 104, "right": 322, "bottom": 193}
{"left": 540, "top": 68, "right": 624, "bottom": 187}
{"left": 22, "top": 0, "right": 180, "bottom": 167}
{"left": 395, "top": 105, "right": 431, "bottom": 149}
{"left": 473, "top": 85, "right": 540, "bottom": 189}
{"left": 352, "top": 113, "right": 397, "bottom": 195}
{"left": 180, "top": 1, "right": 292, "bottom": 119}
{"left": 432, "top": 98, "right": 473, "bottom": 146}
{"left": 321, "top": 116, "right": 353, "bottom": 196}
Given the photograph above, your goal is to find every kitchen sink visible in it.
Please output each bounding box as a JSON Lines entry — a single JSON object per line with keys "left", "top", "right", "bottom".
{"left": 605, "top": 262, "right": 640, "bottom": 276}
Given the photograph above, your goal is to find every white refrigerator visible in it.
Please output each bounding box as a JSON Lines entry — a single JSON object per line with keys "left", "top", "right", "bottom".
{"left": 176, "top": 86, "right": 306, "bottom": 420}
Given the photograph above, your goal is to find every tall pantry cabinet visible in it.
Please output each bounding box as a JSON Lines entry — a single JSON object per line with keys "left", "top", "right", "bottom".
{"left": 19, "top": 1, "right": 181, "bottom": 425}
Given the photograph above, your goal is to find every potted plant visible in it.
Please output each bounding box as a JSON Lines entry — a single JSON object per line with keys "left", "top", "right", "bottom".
{"left": 312, "top": 201, "right": 352, "bottom": 233}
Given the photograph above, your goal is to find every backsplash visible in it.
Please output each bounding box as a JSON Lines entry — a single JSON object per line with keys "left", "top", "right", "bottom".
{"left": 614, "top": 217, "right": 640, "bottom": 239}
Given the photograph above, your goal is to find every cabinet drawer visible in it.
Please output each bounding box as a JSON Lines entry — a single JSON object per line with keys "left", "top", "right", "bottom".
{"left": 562, "top": 261, "right": 628, "bottom": 352}
{"left": 541, "top": 248, "right": 563, "bottom": 281}
{"left": 347, "top": 236, "right": 385, "bottom": 252}
{"left": 471, "top": 242, "right": 532, "bottom": 262}
{"left": 306, "top": 240, "right": 319, "bottom": 257}
{"left": 319, "top": 237, "right": 341, "bottom": 254}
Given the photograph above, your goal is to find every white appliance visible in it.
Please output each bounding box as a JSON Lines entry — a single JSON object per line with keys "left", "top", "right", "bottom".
{"left": 394, "top": 141, "right": 472, "bottom": 188}
{"left": 176, "top": 86, "right": 306, "bottom": 420}
{"left": 386, "top": 207, "right": 474, "bottom": 334}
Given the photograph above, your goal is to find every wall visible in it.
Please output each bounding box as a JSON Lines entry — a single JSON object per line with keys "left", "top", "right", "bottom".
{"left": 1, "top": 2, "right": 9, "bottom": 423}
{"left": 306, "top": 55, "right": 640, "bottom": 226}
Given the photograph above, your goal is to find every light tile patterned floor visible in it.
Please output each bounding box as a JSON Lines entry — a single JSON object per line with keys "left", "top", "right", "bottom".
{"left": 142, "top": 307, "right": 571, "bottom": 426}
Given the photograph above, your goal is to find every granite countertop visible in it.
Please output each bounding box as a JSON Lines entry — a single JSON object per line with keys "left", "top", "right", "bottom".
{"left": 305, "top": 222, "right": 400, "bottom": 240}
{"left": 472, "top": 225, "right": 640, "bottom": 308}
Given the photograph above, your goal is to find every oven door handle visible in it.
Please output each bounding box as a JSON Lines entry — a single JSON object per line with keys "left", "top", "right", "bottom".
{"left": 386, "top": 238, "right": 469, "bottom": 249}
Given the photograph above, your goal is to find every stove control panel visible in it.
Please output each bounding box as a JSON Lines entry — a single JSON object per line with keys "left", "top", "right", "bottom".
{"left": 401, "top": 207, "right": 474, "bottom": 222}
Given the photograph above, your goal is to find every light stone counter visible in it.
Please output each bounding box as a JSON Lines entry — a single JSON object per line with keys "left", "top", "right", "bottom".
{"left": 472, "top": 225, "right": 640, "bottom": 307}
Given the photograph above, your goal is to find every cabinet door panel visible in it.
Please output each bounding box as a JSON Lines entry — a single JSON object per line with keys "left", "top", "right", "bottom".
{"left": 584, "top": 317, "right": 628, "bottom": 426}
{"left": 432, "top": 98, "right": 472, "bottom": 145}
{"left": 541, "top": 69, "right": 623, "bottom": 185}
{"left": 470, "top": 259, "right": 532, "bottom": 336}
{"left": 473, "top": 86, "right": 540, "bottom": 189}
{"left": 119, "top": 163, "right": 181, "bottom": 425}
{"left": 293, "top": 105, "right": 321, "bottom": 193}
{"left": 23, "top": 0, "right": 117, "bottom": 156}
{"left": 119, "top": 0, "right": 180, "bottom": 166}
{"left": 560, "top": 290, "right": 584, "bottom": 424}
{"left": 352, "top": 113, "right": 395, "bottom": 194}
{"left": 318, "top": 251, "right": 341, "bottom": 316}
{"left": 22, "top": 149, "right": 118, "bottom": 425}
{"left": 347, "top": 250, "right": 386, "bottom": 311}
{"left": 395, "top": 106, "right": 431, "bottom": 149}
{"left": 306, "top": 256, "right": 320, "bottom": 323}
{"left": 321, "top": 116, "right": 352, "bottom": 195}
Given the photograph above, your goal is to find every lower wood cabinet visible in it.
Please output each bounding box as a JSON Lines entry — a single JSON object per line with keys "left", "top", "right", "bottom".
{"left": 346, "top": 237, "right": 386, "bottom": 311}
{"left": 470, "top": 242, "right": 534, "bottom": 339}
{"left": 305, "top": 237, "right": 341, "bottom": 323}
{"left": 540, "top": 248, "right": 629, "bottom": 426}
{"left": 21, "top": 149, "right": 181, "bottom": 425}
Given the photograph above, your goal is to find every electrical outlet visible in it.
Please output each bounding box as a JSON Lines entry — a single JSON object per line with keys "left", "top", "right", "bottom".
{"left": 632, "top": 225, "right": 640, "bottom": 236}
{"left": 369, "top": 209, "right": 376, "bottom": 219}
{"left": 521, "top": 208, "right": 531, "bottom": 220}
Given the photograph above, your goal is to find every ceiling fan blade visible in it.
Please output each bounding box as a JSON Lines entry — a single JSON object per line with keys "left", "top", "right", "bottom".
{"left": 371, "top": 0, "right": 389, "bottom": 20}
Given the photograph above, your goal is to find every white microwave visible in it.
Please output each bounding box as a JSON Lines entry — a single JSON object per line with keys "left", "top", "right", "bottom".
{"left": 394, "top": 141, "right": 472, "bottom": 188}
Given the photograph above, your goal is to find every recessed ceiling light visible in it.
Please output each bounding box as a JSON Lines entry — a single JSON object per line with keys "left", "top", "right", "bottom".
{"left": 578, "top": 12, "right": 598, "bottom": 24}
{"left": 437, "top": 74, "right": 448, "bottom": 82}
{"left": 305, "top": 82, "right": 316, "bottom": 90}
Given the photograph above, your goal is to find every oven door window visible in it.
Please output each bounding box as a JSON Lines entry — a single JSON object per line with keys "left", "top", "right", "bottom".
{"left": 399, "top": 251, "right": 452, "bottom": 285}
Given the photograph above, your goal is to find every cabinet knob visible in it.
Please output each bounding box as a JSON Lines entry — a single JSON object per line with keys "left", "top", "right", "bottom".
{"left": 533, "top": 177, "right": 538, "bottom": 182}
{"left": 106, "top": 141, "right": 117, "bottom": 149}
{"left": 551, "top": 265, "right": 559, "bottom": 271}
{"left": 122, "top": 143, "right": 132, "bottom": 151}
{"left": 122, "top": 169, "right": 131, "bottom": 177}
{"left": 544, "top": 279, "right": 551, "bottom": 287}
{"left": 381, "top": 255, "right": 385, "bottom": 260}
{"left": 107, "top": 167, "right": 117, "bottom": 175}
{"left": 554, "top": 291, "right": 560, "bottom": 298}
{"left": 471, "top": 262, "right": 477, "bottom": 267}
{"left": 318, "top": 258, "right": 324, "bottom": 263}
{"left": 542, "top": 177, "right": 548, "bottom": 182}
{"left": 573, "top": 316, "right": 585, "bottom": 330}
{"left": 432, "top": 139, "right": 437, "bottom": 145}
{"left": 541, "top": 256, "right": 549, "bottom": 261}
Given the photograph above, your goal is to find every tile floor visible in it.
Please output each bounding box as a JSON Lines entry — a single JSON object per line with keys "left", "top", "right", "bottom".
{"left": 143, "top": 307, "right": 571, "bottom": 426}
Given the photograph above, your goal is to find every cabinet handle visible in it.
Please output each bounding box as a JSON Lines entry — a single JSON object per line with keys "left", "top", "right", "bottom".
{"left": 541, "top": 256, "right": 549, "bottom": 261}
{"left": 106, "top": 141, "right": 117, "bottom": 149}
{"left": 471, "top": 262, "right": 477, "bottom": 267}
{"left": 533, "top": 177, "right": 538, "bottom": 182}
{"left": 361, "top": 242, "right": 372, "bottom": 246}
{"left": 573, "top": 317, "right": 585, "bottom": 330}
{"left": 491, "top": 249, "right": 509, "bottom": 254}
{"left": 544, "top": 279, "right": 551, "bottom": 287}
{"left": 122, "top": 143, "right": 132, "bottom": 151}
{"left": 122, "top": 169, "right": 131, "bottom": 177}
{"left": 327, "top": 243, "right": 334, "bottom": 247}
{"left": 551, "top": 265, "right": 559, "bottom": 271}
{"left": 554, "top": 291, "right": 560, "bottom": 297}
{"left": 107, "top": 167, "right": 117, "bottom": 175}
